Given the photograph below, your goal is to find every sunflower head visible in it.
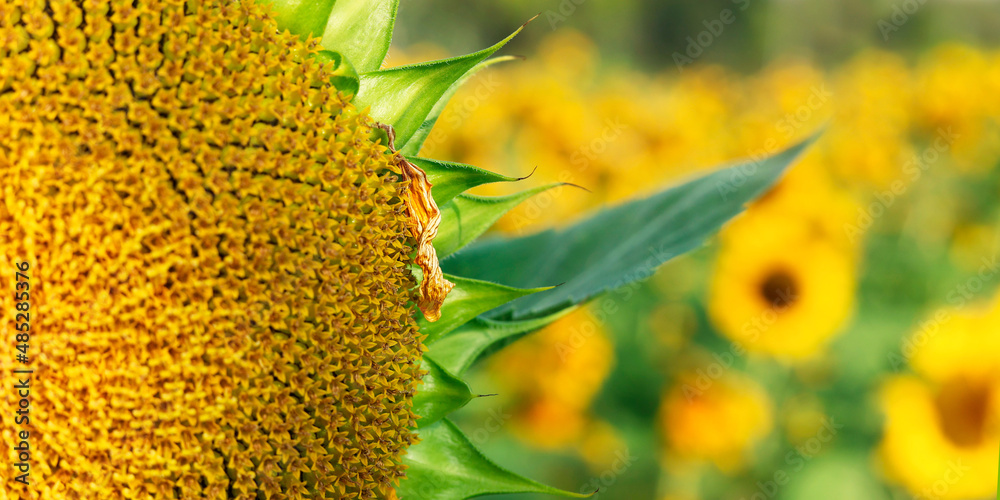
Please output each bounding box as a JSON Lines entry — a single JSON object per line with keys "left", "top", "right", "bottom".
{"left": 660, "top": 369, "right": 773, "bottom": 472}
{"left": 709, "top": 234, "right": 855, "bottom": 360}
{"left": 878, "top": 302, "right": 1000, "bottom": 500}
{"left": 1, "top": 0, "right": 425, "bottom": 496}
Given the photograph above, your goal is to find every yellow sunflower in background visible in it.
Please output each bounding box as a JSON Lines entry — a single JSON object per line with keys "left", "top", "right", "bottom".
{"left": 878, "top": 299, "right": 1000, "bottom": 500}
{"left": 708, "top": 165, "right": 857, "bottom": 361}
{"left": 659, "top": 369, "right": 773, "bottom": 472}
{"left": 488, "top": 309, "right": 616, "bottom": 450}
{"left": 708, "top": 234, "right": 855, "bottom": 360}
{"left": 826, "top": 50, "right": 914, "bottom": 190}
{"left": 914, "top": 44, "right": 1000, "bottom": 173}
{"left": 719, "top": 155, "right": 860, "bottom": 249}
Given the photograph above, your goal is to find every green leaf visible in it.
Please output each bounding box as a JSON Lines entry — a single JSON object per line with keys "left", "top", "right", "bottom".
{"left": 418, "top": 274, "right": 551, "bottom": 344}
{"left": 263, "top": 0, "right": 396, "bottom": 74}
{"left": 427, "top": 306, "right": 579, "bottom": 376}
{"left": 400, "top": 55, "right": 521, "bottom": 157}
{"left": 260, "top": 0, "right": 335, "bottom": 42}
{"left": 398, "top": 419, "right": 592, "bottom": 500}
{"left": 435, "top": 183, "right": 568, "bottom": 259}
{"left": 410, "top": 157, "right": 522, "bottom": 207}
{"left": 441, "top": 132, "right": 821, "bottom": 319}
{"left": 319, "top": 0, "right": 398, "bottom": 73}
{"left": 354, "top": 21, "right": 529, "bottom": 150}
{"left": 312, "top": 50, "right": 359, "bottom": 97}
{"left": 412, "top": 358, "right": 473, "bottom": 428}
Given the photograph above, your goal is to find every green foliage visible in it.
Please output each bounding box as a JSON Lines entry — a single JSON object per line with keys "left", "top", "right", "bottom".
{"left": 262, "top": 0, "right": 397, "bottom": 73}
{"left": 435, "top": 184, "right": 567, "bottom": 258}
{"left": 401, "top": 55, "right": 520, "bottom": 156}
{"left": 319, "top": 0, "right": 398, "bottom": 73}
{"left": 426, "top": 307, "right": 578, "bottom": 375}
{"left": 311, "top": 50, "right": 359, "bottom": 96}
{"left": 354, "top": 24, "right": 526, "bottom": 149}
{"left": 259, "top": 0, "right": 335, "bottom": 43}
{"left": 411, "top": 157, "right": 522, "bottom": 206}
{"left": 397, "top": 419, "right": 592, "bottom": 500}
{"left": 442, "top": 133, "right": 820, "bottom": 319}
{"left": 412, "top": 358, "right": 474, "bottom": 428}
{"left": 417, "top": 274, "right": 551, "bottom": 344}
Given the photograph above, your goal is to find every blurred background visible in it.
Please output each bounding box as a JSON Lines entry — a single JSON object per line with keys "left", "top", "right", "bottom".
{"left": 390, "top": 1, "right": 1000, "bottom": 499}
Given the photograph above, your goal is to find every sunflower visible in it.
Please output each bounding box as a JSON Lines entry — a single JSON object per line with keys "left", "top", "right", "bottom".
{"left": 488, "top": 308, "right": 615, "bottom": 449}
{"left": 914, "top": 44, "right": 1000, "bottom": 173}
{"left": 659, "top": 369, "right": 773, "bottom": 472}
{"left": 826, "top": 50, "right": 914, "bottom": 190}
{"left": 878, "top": 301, "right": 1000, "bottom": 500}
{"left": 708, "top": 225, "right": 856, "bottom": 360}
{"left": 721, "top": 155, "right": 861, "bottom": 248}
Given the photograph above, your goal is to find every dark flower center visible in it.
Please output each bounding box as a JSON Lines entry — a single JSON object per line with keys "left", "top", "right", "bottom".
{"left": 935, "top": 378, "right": 992, "bottom": 448}
{"left": 759, "top": 269, "right": 799, "bottom": 309}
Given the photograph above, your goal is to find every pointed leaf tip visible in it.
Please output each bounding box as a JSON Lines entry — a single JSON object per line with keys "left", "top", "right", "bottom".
{"left": 410, "top": 157, "right": 521, "bottom": 206}
{"left": 413, "top": 358, "right": 473, "bottom": 428}
{"left": 517, "top": 166, "right": 539, "bottom": 181}
{"left": 561, "top": 182, "right": 592, "bottom": 194}
{"left": 441, "top": 131, "right": 822, "bottom": 319}
{"left": 356, "top": 23, "right": 527, "bottom": 149}
{"left": 401, "top": 54, "right": 522, "bottom": 156}
{"left": 398, "top": 419, "right": 593, "bottom": 500}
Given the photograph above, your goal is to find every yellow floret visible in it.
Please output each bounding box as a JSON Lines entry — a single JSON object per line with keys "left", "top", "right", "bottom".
{"left": 0, "top": 0, "right": 425, "bottom": 497}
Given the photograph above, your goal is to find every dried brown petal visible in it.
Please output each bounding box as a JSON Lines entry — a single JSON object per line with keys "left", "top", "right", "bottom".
{"left": 377, "top": 122, "right": 456, "bottom": 322}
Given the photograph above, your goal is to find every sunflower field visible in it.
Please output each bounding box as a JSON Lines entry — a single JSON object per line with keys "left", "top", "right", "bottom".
{"left": 1, "top": 0, "right": 998, "bottom": 498}
{"left": 388, "top": 2, "right": 1000, "bottom": 500}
